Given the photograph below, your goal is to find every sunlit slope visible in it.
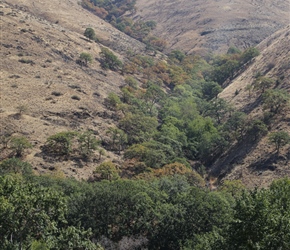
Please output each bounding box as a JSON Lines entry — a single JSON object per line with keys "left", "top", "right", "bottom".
{"left": 134, "top": 0, "right": 290, "bottom": 54}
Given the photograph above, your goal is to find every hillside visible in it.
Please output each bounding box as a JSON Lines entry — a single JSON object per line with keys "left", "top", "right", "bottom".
{"left": 2, "top": 0, "right": 290, "bottom": 248}
{"left": 133, "top": 0, "right": 290, "bottom": 54}
{"left": 1, "top": 0, "right": 290, "bottom": 188}
{"left": 210, "top": 25, "right": 290, "bottom": 188}
{"left": 0, "top": 0, "right": 146, "bottom": 179}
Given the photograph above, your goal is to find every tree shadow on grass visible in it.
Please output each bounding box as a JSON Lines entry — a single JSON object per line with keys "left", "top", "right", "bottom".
{"left": 209, "top": 136, "right": 263, "bottom": 180}
{"left": 247, "top": 152, "right": 287, "bottom": 173}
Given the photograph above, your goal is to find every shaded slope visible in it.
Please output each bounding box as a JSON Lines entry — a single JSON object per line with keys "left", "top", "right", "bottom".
{"left": 210, "top": 25, "right": 290, "bottom": 187}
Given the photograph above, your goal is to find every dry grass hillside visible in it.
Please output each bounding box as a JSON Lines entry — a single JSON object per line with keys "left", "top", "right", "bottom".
{"left": 0, "top": 0, "right": 146, "bottom": 179}
{"left": 1, "top": 0, "right": 290, "bottom": 186}
{"left": 133, "top": 0, "right": 290, "bottom": 54}
{"left": 210, "top": 25, "right": 290, "bottom": 188}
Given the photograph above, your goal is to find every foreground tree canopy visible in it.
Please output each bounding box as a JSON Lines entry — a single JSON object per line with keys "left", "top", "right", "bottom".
{"left": 1, "top": 167, "right": 290, "bottom": 249}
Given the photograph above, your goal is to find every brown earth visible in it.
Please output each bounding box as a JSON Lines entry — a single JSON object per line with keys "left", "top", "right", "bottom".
{"left": 133, "top": 0, "right": 290, "bottom": 54}
{"left": 210, "top": 25, "right": 290, "bottom": 188}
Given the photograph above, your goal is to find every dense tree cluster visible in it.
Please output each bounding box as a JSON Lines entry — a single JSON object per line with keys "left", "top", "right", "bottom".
{"left": 1, "top": 167, "right": 290, "bottom": 249}
{"left": 2, "top": 20, "right": 289, "bottom": 247}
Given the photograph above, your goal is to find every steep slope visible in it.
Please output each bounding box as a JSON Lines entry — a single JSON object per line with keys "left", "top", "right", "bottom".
{"left": 133, "top": 0, "right": 290, "bottom": 54}
{"left": 0, "top": 0, "right": 145, "bottom": 179}
{"left": 210, "top": 25, "right": 290, "bottom": 188}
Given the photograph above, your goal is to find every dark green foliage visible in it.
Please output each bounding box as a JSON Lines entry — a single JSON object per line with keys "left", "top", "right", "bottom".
{"left": 211, "top": 59, "right": 239, "bottom": 84}
{"left": 124, "top": 76, "right": 138, "bottom": 88}
{"left": 84, "top": 27, "right": 96, "bottom": 40}
{"left": 224, "top": 111, "right": 247, "bottom": 141}
{"left": 124, "top": 140, "right": 175, "bottom": 168}
{"left": 99, "top": 47, "right": 122, "bottom": 70}
{"left": 227, "top": 46, "right": 241, "bottom": 55}
{"left": 240, "top": 47, "right": 260, "bottom": 64}
{"left": 201, "top": 81, "right": 223, "bottom": 100}
{"left": 203, "top": 98, "right": 231, "bottom": 124}
{"left": 68, "top": 180, "right": 162, "bottom": 242}
{"left": 119, "top": 113, "right": 158, "bottom": 144}
{"left": 247, "top": 119, "right": 268, "bottom": 141}
{"left": 224, "top": 179, "right": 290, "bottom": 249}
{"left": 2, "top": 164, "right": 290, "bottom": 250}
{"left": 0, "top": 158, "right": 33, "bottom": 176}
{"left": 45, "top": 131, "right": 77, "bottom": 156}
{"left": 207, "top": 47, "right": 259, "bottom": 84}
{"left": 169, "top": 50, "right": 186, "bottom": 62}
{"left": 0, "top": 175, "right": 97, "bottom": 249}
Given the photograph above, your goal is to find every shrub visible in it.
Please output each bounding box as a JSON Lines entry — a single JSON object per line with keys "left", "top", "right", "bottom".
{"left": 45, "top": 132, "right": 77, "bottom": 156}
{"left": 94, "top": 161, "right": 119, "bottom": 181}
{"left": 104, "top": 93, "right": 121, "bottom": 110}
{"left": 0, "top": 158, "right": 33, "bottom": 175}
{"left": 51, "top": 91, "right": 63, "bottom": 96}
{"left": 78, "top": 52, "right": 92, "bottom": 66}
{"left": 18, "top": 59, "right": 35, "bottom": 65}
{"left": 71, "top": 95, "right": 81, "bottom": 100}
{"left": 84, "top": 27, "right": 96, "bottom": 40}
{"left": 10, "top": 136, "right": 32, "bottom": 157}
{"left": 99, "top": 47, "right": 122, "bottom": 71}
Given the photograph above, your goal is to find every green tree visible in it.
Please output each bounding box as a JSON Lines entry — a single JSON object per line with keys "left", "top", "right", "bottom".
{"left": 99, "top": 47, "right": 122, "bottom": 71}
{"left": 0, "top": 129, "right": 13, "bottom": 149}
{"left": 268, "top": 131, "right": 290, "bottom": 155}
{"left": 10, "top": 136, "right": 32, "bottom": 157}
{"left": 226, "top": 179, "right": 290, "bottom": 249}
{"left": 78, "top": 130, "right": 100, "bottom": 159}
{"left": 169, "top": 50, "right": 186, "bottom": 63}
{"left": 204, "top": 98, "right": 231, "bottom": 124}
{"left": 240, "top": 47, "right": 260, "bottom": 64}
{"left": 104, "top": 92, "right": 121, "bottom": 110}
{"left": 247, "top": 119, "right": 268, "bottom": 141}
{"left": 224, "top": 111, "right": 247, "bottom": 141}
{"left": 245, "top": 84, "right": 253, "bottom": 97}
{"left": 106, "top": 127, "right": 128, "bottom": 154}
{"left": 84, "top": 27, "right": 96, "bottom": 40}
{"left": 94, "top": 161, "right": 120, "bottom": 181}
{"left": 201, "top": 81, "right": 223, "bottom": 100}
{"left": 253, "top": 76, "right": 274, "bottom": 93}
{"left": 0, "top": 175, "right": 97, "bottom": 249}
{"left": 262, "top": 89, "right": 290, "bottom": 114}
{"left": 143, "top": 82, "right": 165, "bottom": 115}
{"left": 45, "top": 131, "right": 77, "bottom": 156}
{"left": 227, "top": 46, "right": 241, "bottom": 55}
{"left": 119, "top": 113, "right": 158, "bottom": 144}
